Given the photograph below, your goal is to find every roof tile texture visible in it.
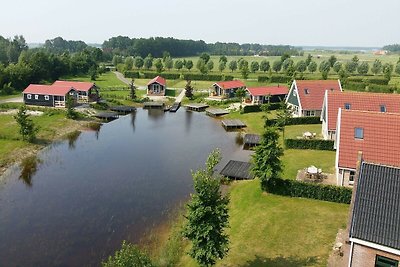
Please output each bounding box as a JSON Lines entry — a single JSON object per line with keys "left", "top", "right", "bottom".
{"left": 296, "top": 80, "right": 341, "bottom": 110}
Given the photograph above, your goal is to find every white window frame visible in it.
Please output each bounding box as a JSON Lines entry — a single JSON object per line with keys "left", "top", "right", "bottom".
{"left": 354, "top": 127, "right": 364, "bottom": 139}
{"left": 27, "top": 94, "right": 32, "bottom": 99}
{"left": 34, "top": 95, "right": 39, "bottom": 100}
{"left": 45, "top": 95, "right": 49, "bottom": 101}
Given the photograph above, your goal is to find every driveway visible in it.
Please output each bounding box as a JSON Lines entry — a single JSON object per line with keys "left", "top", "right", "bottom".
{"left": 0, "top": 96, "right": 23, "bottom": 104}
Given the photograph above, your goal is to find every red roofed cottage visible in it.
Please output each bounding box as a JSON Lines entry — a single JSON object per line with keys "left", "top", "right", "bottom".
{"left": 53, "top": 80, "right": 99, "bottom": 102}
{"left": 23, "top": 84, "right": 77, "bottom": 107}
{"left": 334, "top": 109, "right": 400, "bottom": 186}
{"left": 286, "top": 80, "right": 342, "bottom": 117}
{"left": 147, "top": 76, "right": 166, "bottom": 96}
{"left": 245, "top": 86, "right": 288, "bottom": 105}
{"left": 210, "top": 80, "right": 246, "bottom": 99}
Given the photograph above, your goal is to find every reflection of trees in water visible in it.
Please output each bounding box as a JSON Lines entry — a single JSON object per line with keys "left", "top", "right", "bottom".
{"left": 66, "top": 131, "right": 81, "bottom": 149}
{"left": 19, "top": 156, "right": 41, "bottom": 187}
{"left": 185, "top": 110, "right": 193, "bottom": 133}
{"left": 235, "top": 132, "right": 244, "bottom": 146}
{"left": 86, "top": 122, "right": 102, "bottom": 140}
{"left": 130, "top": 112, "right": 137, "bottom": 132}
{"left": 147, "top": 109, "right": 164, "bottom": 121}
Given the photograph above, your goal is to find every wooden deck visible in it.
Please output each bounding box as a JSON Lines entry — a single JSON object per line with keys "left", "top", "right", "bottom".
{"left": 206, "top": 108, "right": 229, "bottom": 117}
{"left": 243, "top": 134, "right": 261, "bottom": 147}
{"left": 221, "top": 119, "right": 246, "bottom": 130}
{"left": 220, "top": 160, "right": 253, "bottom": 180}
{"left": 186, "top": 103, "right": 209, "bottom": 112}
{"left": 170, "top": 102, "right": 181, "bottom": 112}
{"left": 143, "top": 102, "right": 164, "bottom": 109}
{"left": 110, "top": 106, "right": 137, "bottom": 114}
{"left": 94, "top": 112, "right": 119, "bottom": 121}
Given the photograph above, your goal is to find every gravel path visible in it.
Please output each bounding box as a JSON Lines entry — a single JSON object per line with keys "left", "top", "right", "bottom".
{"left": 0, "top": 97, "right": 23, "bottom": 104}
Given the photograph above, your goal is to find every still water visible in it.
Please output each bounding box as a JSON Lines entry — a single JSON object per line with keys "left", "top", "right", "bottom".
{"left": 0, "top": 109, "right": 250, "bottom": 267}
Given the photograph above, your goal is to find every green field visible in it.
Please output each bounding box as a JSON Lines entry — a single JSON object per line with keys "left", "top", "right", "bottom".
{"left": 62, "top": 72, "right": 127, "bottom": 89}
{"left": 177, "top": 179, "right": 348, "bottom": 267}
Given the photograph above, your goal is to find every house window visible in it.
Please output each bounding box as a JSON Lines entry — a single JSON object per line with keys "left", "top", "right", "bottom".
{"left": 344, "top": 103, "right": 351, "bottom": 110}
{"left": 354, "top": 128, "right": 364, "bottom": 139}
{"left": 380, "top": 105, "right": 386, "bottom": 112}
{"left": 375, "top": 255, "right": 398, "bottom": 267}
{"left": 69, "top": 92, "right": 74, "bottom": 96}
{"left": 305, "top": 110, "right": 316, "bottom": 116}
{"left": 27, "top": 94, "right": 31, "bottom": 99}
{"left": 304, "top": 88, "right": 309, "bottom": 94}
{"left": 293, "top": 90, "right": 297, "bottom": 96}
{"left": 349, "top": 170, "right": 356, "bottom": 183}
{"left": 34, "top": 95, "right": 39, "bottom": 100}
{"left": 45, "top": 95, "right": 49, "bottom": 101}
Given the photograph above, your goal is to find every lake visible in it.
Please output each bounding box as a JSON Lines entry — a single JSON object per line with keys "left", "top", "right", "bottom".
{"left": 0, "top": 109, "right": 251, "bottom": 267}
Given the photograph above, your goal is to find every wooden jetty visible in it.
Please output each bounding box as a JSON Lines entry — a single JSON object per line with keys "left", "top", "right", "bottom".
{"left": 94, "top": 112, "right": 119, "bottom": 121}
{"left": 206, "top": 108, "right": 229, "bottom": 117}
{"left": 243, "top": 134, "right": 261, "bottom": 147}
{"left": 170, "top": 102, "right": 181, "bottom": 112}
{"left": 186, "top": 103, "right": 209, "bottom": 112}
{"left": 110, "top": 106, "right": 136, "bottom": 114}
{"left": 143, "top": 102, "right": 164, "bottom": 109}
{"left": 220, "top": 160, "right": 253, "bottom": 180}
{"left": 221, "top": 119, "right": 246, "bottom": 130}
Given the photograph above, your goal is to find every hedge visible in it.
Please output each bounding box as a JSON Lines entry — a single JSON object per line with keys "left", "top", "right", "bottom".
{"left": 264, "top": 178, "right": 352, "bottom": 204}
{"left": 258, "top": 76, "right": 270, "bottom": 82}
{"left": 257, "top": 75, "right": 292, "bottom": 83}
{"left": 284, "top": 139, "right": 335, "bottom": 151}
{"left": 142, "top": 72, "right": 181, "bottom": 80}
{"left": 124, "top": 71, "right": 140, "bottom": 78}
{"left": 266, "top": 116, "right": 321, "bottom": 126}
{"left": 242, "top": 102, "right": 282, "bottom": 113}
{"left": 347, "top": 76, "right": 389, "bottom": 85}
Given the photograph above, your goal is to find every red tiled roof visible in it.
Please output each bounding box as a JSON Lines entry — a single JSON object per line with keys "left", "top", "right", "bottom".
{"left": 337, "top": 110, "right": 400, "bottom": 169}
{"left": 326, "top": 91, "right": 400, "bottom": 131}
{"left": 147, "top": 76, "right": 166, "bottom": 86}
{"left": 23, "top": 84, "right": 75, "bottom": 96}
{"left": 247, "top": 86, "right": 288, "bottom": 96}
{"left": 214, "top": 80, "right": 245, "bottom": 90}
{"left": 296, "top": 80, "right": 341, "bottom": 110}
{"left": 53, "top": 81, "right": 95, "bottom": 92}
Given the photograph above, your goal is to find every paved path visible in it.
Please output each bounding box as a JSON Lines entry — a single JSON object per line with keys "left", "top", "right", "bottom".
{"left": 175, "top": 88, "right": 186, "bottom": 103}
{"left": 0, "top": 97, "right": 23, "bottom": 104}
{"left": 113, "top": 71, "right": 131, "bottom": 85}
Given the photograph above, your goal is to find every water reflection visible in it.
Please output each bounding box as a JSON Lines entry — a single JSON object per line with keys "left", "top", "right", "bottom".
{"left": 130, "top": 112, "right": 137, "bottom": 132}
{"left": 147, "top": 109, "right": 164, "bottom": 120}
{"left": 185, "top": 110, "right": 193, "bottom": 133}
{"left": 66, "top": 131, "right": 81, "bottom": 149}
{"left": 19, "top": 156, "right": 40, "bottom": 187}
{"left": 86, "top": 122, "right": 102, "bottom": 139}
{"left": 235, "top": 132, "right": 244, "bottom": 146}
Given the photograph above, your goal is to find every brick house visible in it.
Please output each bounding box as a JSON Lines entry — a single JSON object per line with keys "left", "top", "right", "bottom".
{"left": 334, "top": 109, "right": 400, "bottom": 186}
{"left": 53, "top": 80, "right": 99, "bottom": 103}
{"left": 147, "top": 76, "right": 166, "bottom": 96}
{"left": 210, "top": 80, "right": 246, "bottom": 99}
{"left": 321, "top": 90, "right": 400, "bottom": 140}
{"left": 245, "top": 86, "right": 288, "bottom": 105}
{"left": 286, "top": 79, "right": 342, "bottom": 117}
{"left": 348, "top": 162, "right": 400, "bottom": 267}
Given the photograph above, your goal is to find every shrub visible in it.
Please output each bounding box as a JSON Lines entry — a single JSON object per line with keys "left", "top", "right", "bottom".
{"left": 142, "top": 72, "right": 181, "bottom": 80}
{"left": 102, "top": 240, "right": 153, "bottom": 267}
{"left": 284, "top": 139, "right": 335, "bottom": 150}
{"left": 123, "top": 71, "right": 140, "bottom": 78}
{"left": 242, "top": 103, "right": 282, "bottom": 113}
{"left": 347, "top": 76, "right": 389, "bottom": 85}
{"left": 270, "top": 75, "right": 291, "bottom": 83}
{"left": 90, "top": 102, "right": 109, "bottom": 110}
{"left": 265, "top": 178, "right": 352, "bottom": 204}
{"left": 258, "top": 76, "right": 270, "bottom": 82}
{"left": 266, "top": 116, "right": 321, "bottom": 126}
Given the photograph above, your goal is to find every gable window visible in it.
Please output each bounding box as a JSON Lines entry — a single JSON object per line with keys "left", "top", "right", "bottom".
{"left": 375, "top": 255, "right": 398, "bottom": 267}
{"left": 380, "top": 105, "right": 386, "bottom": 112}
{"left": 34, "top": 95, "right": 39, "bottom": 100}
{"left": 27, "top": 94, "right": 32, "bottom": 99}
{"left": 344, "top": 103, "right": 351, "bottom": 110}
{"left": 354, "top": 127, "right": 364, "bottom": 139}
{"left": 45, "top": 95, "right": 49, "bottom": 101}
{"left": 349, "top": 170, "right": 356, "bottom": 184}
{"left": 293, "top": 90, "right": 297, "bottom": 96}
{"left": 304, "top": 88, "right": 309, "bottom": 94}
{"left": 69, "top": 92, "right": 75, "bottom": 95}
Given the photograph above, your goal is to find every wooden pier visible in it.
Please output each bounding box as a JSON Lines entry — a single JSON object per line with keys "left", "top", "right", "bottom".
{"left": 186, "top": 103, "right": 209, "bottom": 112}
{"left": 220, "top": 160, "right": 253, "bottom": 180}
{"left": 94, "top": 112, "right": 119, "bottom": 121}
{"left": 206, "top": 108, "right": 229, "bottom": 117}
{"left": 170, "top": 102, "right": 181, "bottom": 112}
{"left": 221, "top": 119, "right": 246, "bottom": 130}
{"left": 243, "top": 134, "right": 261, "bottom": 147}
{"left": 143, "top": 102, "right": 165, "bottom": 109}
{"left": 110, "top": 106, "right": 137, "bottom": 114}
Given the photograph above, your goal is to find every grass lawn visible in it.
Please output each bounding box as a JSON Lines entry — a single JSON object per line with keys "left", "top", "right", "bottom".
{"left": 178, "top": 179, "right": 348, "bottom": 267}
{"left": 0, "top": 139, "right": 28, "bottom": 167}
{"left": 225, "top": 111, "right": 275, "bottom": 135}
{"left": 285, "top": 124, "right": 323, "bottom": 139}
{"left": 62, "top": 72, "right": 126, "bottom": 89}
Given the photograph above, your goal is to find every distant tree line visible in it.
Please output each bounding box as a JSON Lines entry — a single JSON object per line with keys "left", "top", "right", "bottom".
{"left": 102, "top": 36, "right": 302, "bottom": 58}
{"left": 382, "top": 44, "right": 400, "bottom": 53}
{"left": 44, "top": 36, "right": 88, "bottom": 54}
{"left": 0, "top": 35, "right": 104, "bottom": 95}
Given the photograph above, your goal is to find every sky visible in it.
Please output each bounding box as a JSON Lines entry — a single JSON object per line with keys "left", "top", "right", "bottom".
{"left": 1, "top": 0, "right": 399, "bottom": 47}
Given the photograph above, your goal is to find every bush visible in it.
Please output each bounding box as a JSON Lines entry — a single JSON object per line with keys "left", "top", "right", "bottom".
{"left": 266, "top": 116, "right": 321, "bottom": 126}
{"left": 102, "top": 240, "right": 153, "bottom": 267}
{"left": 265, "top": 178, "right": 352, "bottom": 204}
{"left": 90, "top": 102, "right": 109, "bottom": 110}
{"left": 123, "top": 71, "right": 140, "bottom": 78}
{"left": 142, "top": 72, "right": 181, "bottom": 80}
{"left": 284, "top": 139, "right": 335, "bottom": 150}
{"left": 347, "top": 76, "right": 389, "bottom": 85}
{"left": 258, "top": 76, "right": 270, "bottom": 82}
{"left": 270, "top": 75, "right": 291, "bottom": 83}
{"left": 242, "top": 103, "right": 282, "bottom": 113}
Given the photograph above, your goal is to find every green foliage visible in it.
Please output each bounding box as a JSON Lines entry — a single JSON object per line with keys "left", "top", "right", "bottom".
{"left": 218, "top": 61, "right": 226, "bottom": 73}
{"left": 164, "top": 57, "right": 174, "bottom": 70}
{"left": 154, "top": 59, "right": 163, "bottom": 73}
{"left": 196, "top": 59, "right": 208, "bottom": 74}
{"left": 124, "top": 71, "right": 140, "bottom": 79}
{"left": 185, "top": 80, "right": 194, "bottom": 99}
{"left": 357, "top": 62, "right": 369, "bottom": 75}
{"left": 258, "top": 75, "right": 291, "bottom": 83}
{"left": 129, "top": 79, "right": 137, "bottom": 99}
{"left": 134, "top": 56, "right": 144, "bottom": 69}
{"left": 266, "top": 116, "right": 321, "bottom": 127}
{"left": 90, "top": 102, "right": 109, "bottom": 110}
{"left": 332, "top": 61, "right": 342, "bottom": 73}
{"left": 182, "top": 149, "right": 230, "bottom": 267}
{"left": 371, "top": 59, "right": 382, "bottom": 75}
{"left": 200, "top": 52, "right": 210, "bottom": 64}
{"left": 395, "top": 63, "right": 400, "bottom": 75}
{"left": 124, "top": 56, "right": 134, "bottom": 70}
{"left": 174, "top": 59, "right": 184, "bottom": 70}
{"left": 264, "top": 178, "right": 352, "bottom": 204}
{"left": 382, "top": 63, "right": 394, "bottom": 81}
{"left": 328, "top": 55, "right": 337, "bottom": 67}
{"left": 319, "top": 60, "right": 331, "bottom": 79}
{"left": 142, "top": 72, "right": 180, "bottom": 80}
{"left": 250, "top": 61, "right": 259, "bottom": 72}
{"left": 345, "top": 61, "right": 358, "bottom": 74}
{"left": 240, "top": 64, "right": 249, "bottom": 79}
{"left": 347, "top": 76, "right": 389, "bottom": 85}
{"left": 143, "top": 54, "right": 153, "bottom": 70}
{"left": 259, "top": 60, "right": 270, "bottom": 72}
{"left": 295, "top": 60, "right": 307, "bottom": 73}
{"left": 305, "top": 54, "right": 312, "bottom": 66}
{"left": 275, "top": 102, "right": 293, "bottom": 139}
{"left": 252, "top": 127, "right": 284, "bottom": 190}
{"left": 102, "top": 240, "right": 153, "bottom": 267}
{"left": 185, "top": 60, "right": 193, "bottom": 71}
{"left": 206, "top": 60, "right": 214, "bottom": 72}
{"left": 308, "top": 61, "right": 317, "bottom": 73}
{"left": 13, "top": 105, "right": 39, "bottom": 142}
{"left": 284, "top": 139, "right": 335, "bottom": 151}
{"left": 66, "top": 96, "right": 78, "bottom": 119}
{"left": 282, "top": 58, "right": 294, "bottom": 71}
{"left": 228, "top": 60, "right": 237, "bottom": 72}
{"left": 219, "top": 55, "right": 227, "bottom": 64}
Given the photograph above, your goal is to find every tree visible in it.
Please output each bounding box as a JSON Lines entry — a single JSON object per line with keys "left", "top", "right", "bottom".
{"left": 228, "top": 60, "right": 237, "bottom": 72}
{"left": 235, "top": 87, "right": 246, "bottom": 109}
{"left": 333, "top": 61, "right": 342, "bottom": 73}
{"left": 395, "top": 63, "right": 400, "bottom": 75}
{"left": 102, "top": 240, "right": 153, "bottom": 267}
{"left": 241, "top": 64, "right": 249, "bottom": 79}
{"left": 282, "top": 58, "right": 294, "bottom": 71}
{"left": 357, "top": 62, "right": 369, "bottom": 75}
{"left": 259, "top": 60, "right": 270, "bottom": 72}
{"left": 295, "top": 60, "right": 307, "bottom": 73}
{"left": 129, "top": 79, "right": 136, "bottom": 99}
{"left": 319, "top": 60, "right": 331, "bottom": 79}
{"left": 345, "top": 61, "right": 357, "bottom": 74}
{"left": 185, "top": 80, "right": 194, "bottom": 99}
{"left": 143, "top": 54, "right": 153, "bottom": 70}
{"left": 182, "top": 149, "right": 229, "bottom": 267}
{"left": 308, "top": 61, "right": 317, "bottom": 73}
{"left": 89, "top": 66, "right": 98, "bottom": 81}
{"left": 174, "top": 59, "right": 183, "bottom": 70}
{"left": 66, "top": 95, "right": 78, "bottom": 119}
{"left": 218, "top": 61, "right": 226, "bottom": 73}
{"left": 154, "top": 58, "right": 163, "bottom": 73}
{"left": 162, "top": 51, "right": 171, "bottom": 62}
{"left": 238, "top": 59, "right": 248, "bottom": 70}
{"left": 219, "top": 55, "right": 227, "bottom": 64}
{"left": 250, "top": 61, "right": 259, "bottom": 73}
{"left": 124, "top": 56, "right": 134, "bottom": 70}
{"left": 207, "top": 60, "right": 214, "bottom": 72}
{"left": 276, "top": 102, "right": 292, "bottom": 140}
{"left": 196, "top": 59, "right": 208, "bottom": 74}
{"left": 272, "top": 60, "right": 282, "bottom": 73}
{"left": 305, "top": 54, "right": 312, "bottom": 66}
{"left": 338, "top": 67, "right": 349, "bottom": 83}
{"left": 200, "top": 52, "right": 210, "bottom": 64}
{"left": 383, "top": 63, "right": 393, "bottom": 81}
{"left": 371, "top": 59, "right": 382, "bottom": 75}
{"left": 328, "top": 55, "right": 337, "bottom": 67}
{"left": 252, "top": 127, "right": 283, "bottom": 191}
{"left": 186, "top": 60, "right": 193, "bottom": 71}
{"left": 164, "top": 57, "right": 173, "bottom": 70}
{"left": 14, "top": 105, "right": 39, "bottom": 143}
{"left": 280, "top": 53, "right": 290, "bottom": 63}
{"left": 134, "top": 56, "right": 144, "bottom": 69}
